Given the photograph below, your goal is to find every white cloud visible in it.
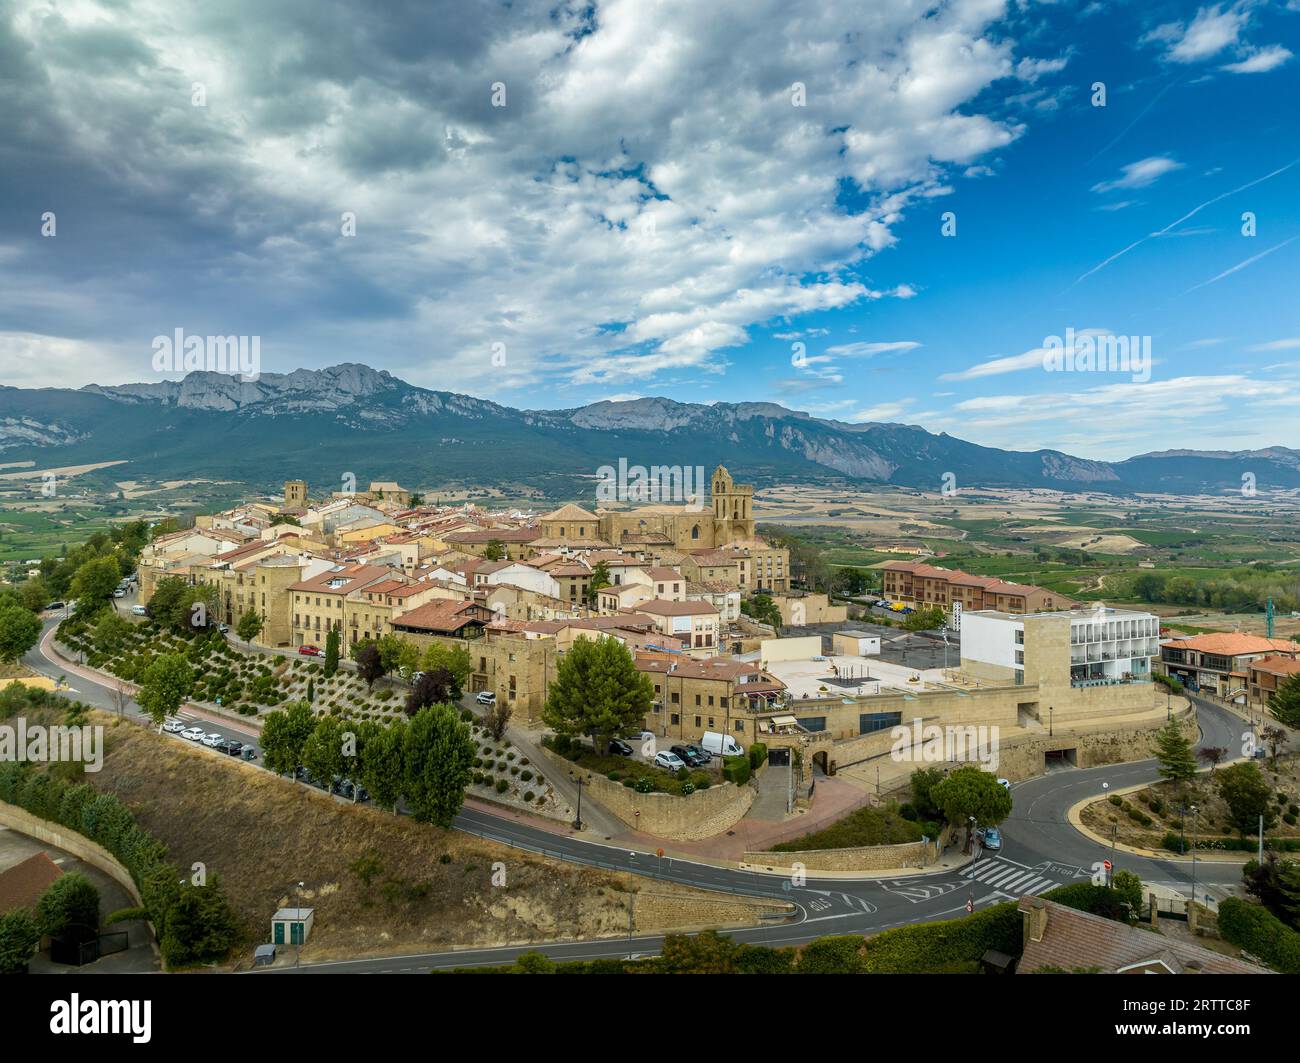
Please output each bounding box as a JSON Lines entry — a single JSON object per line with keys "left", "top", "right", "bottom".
{"left": 1247, "top": 337, "right": 1300, "bottom": 351}
{"left": 1147, "top": 5, "right": 1248, "bottom": 64}
{"left": 1221, "top": 45, "right": 1293, "bottom": 73}
{"left": 1091, "top": 156, "right": 1183, "bottom": 193}
{"left": 824, "top": 340, "right": 922, "bottom": 358}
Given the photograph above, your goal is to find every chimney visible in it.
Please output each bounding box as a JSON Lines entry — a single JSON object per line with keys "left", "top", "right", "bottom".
{"left": 1024, "top": 897, "right": 1048, "bottom": 943}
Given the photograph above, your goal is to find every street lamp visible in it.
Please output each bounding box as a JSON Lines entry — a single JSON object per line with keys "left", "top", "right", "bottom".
{"left": 1189, "top": 805, "right": 1199, "bottom": 908}
{"left": 569, "top": 771, "right": 591, "bottom": 831}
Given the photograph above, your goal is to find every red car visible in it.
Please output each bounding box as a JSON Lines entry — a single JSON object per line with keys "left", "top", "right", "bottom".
{"left": 298, "top": 645, "right": 321, "bottom": 656}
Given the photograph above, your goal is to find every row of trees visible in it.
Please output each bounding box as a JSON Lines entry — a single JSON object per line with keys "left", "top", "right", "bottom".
{"left": 1125, "top": 568, "right": 1300, "bottom": 616}
{"left": 258, "top": 700, "right": 476, "bottom": 826}
{"left": 0, "top": 872, "right": 102, "bottom": 974}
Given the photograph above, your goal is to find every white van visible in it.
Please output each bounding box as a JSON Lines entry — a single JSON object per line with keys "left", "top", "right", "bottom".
{"left": 700, "top": 731, "right": 744, "bottom": 758}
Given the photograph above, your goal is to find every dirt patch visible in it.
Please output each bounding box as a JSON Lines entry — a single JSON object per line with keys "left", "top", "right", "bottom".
{"left": 78, "top": 711, "right": 786, "bottom": 963}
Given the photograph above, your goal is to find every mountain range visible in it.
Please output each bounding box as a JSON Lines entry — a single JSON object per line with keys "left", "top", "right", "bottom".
{"left": 1, "top": 363, "right": 1296, "bottom": 497}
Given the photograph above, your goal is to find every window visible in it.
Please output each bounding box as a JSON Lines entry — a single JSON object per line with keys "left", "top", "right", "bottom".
{"left": 670, "top": 713, "right": 679, "bottom": 725}
{"left": 694, "top": 716, "right": 701, "bottom": 727}
{"left": 859, "top": 712, "right": 901, "bottom": 735}
{"left": 734, "top": 720, "right": 744, "bottom": 732}
{"left": 694, "top": 694, "right": 701, "bottom": 706}
{"left": 707, "top": 718, "right": 714, "bottom": 728}
{"left": 671, "top": 692, "right": 679, "bottom": 704}
{"left": 801, "top": 717, "right": 827, "bottom": 732}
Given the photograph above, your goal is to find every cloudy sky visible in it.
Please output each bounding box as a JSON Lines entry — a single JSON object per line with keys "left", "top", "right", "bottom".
{"left": 2, "top": 0, "right": 1299, "bottom": 459}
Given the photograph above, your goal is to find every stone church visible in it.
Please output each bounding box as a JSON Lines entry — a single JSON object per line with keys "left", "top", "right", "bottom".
{"left": 539, "top": 465, "right": 756, "bottom": 550}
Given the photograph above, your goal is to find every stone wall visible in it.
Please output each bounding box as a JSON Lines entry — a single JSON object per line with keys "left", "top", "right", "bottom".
{"left": 538, "top": 747, "right": 753, "bottom": 840}
{"left": 0, "top": 798, "right": 143, "bottom": 906}
{"left": 742, "top": 839, "right": 932, "bottom": 873}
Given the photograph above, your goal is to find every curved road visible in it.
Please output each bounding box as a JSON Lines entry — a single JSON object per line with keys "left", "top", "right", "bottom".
{"left": 19, "top": 618, "right": 1274, "bottom": 973}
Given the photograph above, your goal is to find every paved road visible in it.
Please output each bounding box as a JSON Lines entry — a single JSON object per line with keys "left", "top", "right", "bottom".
{"left": 20, "top": 616, "right": 1277, "bottom": 973}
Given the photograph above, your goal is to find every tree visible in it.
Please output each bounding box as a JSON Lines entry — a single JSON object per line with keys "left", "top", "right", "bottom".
{"left": 587, "top": 561, "right": 611, "bottom": 606}
{"left": 0, "top": 600, "right": 42, "bottom": 664}
{"left": 930, "top": 766, "right": 1013, "bottom": 850}
{"left": 17, "top": 576, "right": 50, "bottom": 613}
{"left": 93, "top": 610, "right": 132, "bottom": 656}
{"left": 145, "top": 575, "right": 189, "bottom": 627}
{"left": 740, "top": 593, "right": 782, "bottom": 630}
{"left": 302, "top": 716, "right": 347, "bottom": 789}
{"left": 833, "top": 567, "right": 871, "bottom": 597}
{"left": 1152, "top": 719, "right": 1197, "bottom": 789}
{"left": 1243, "top": 854, "right": 1300, "bottom": 929}
{"left": 406, "top": 668, "right": 453, "bottom": 716}
{"left": 1111, "top": 869, "right": 1144, "bottom": 917}
{"left": 358, "top": 720, "right": 405, "bottom": 811}
{"left": 1215, "top": 761, "right": 1276, "bottom": 835}
{"left": 396, "top": 639, "right": 421, "bottom": 679}
{"left": 910, "top": 766, "right": 946, "bottom": 821}
{"left": 261, "top": 701, "right": 316, "bottom": 778}
{"left": 0, "top": 909, "right": 39, "bottom": 974}
{"left": 483, "top": 539, "right": 506, "bottom": 561}
{"left": 69, "top": 555, "right": 121, "bottom": 613}
{"left": 37, "top": 872, "right": 100, "bottom": 943}
{"left": 323, "top": 624, "right": 340, "bottom": 678}
{"left": 903, "top": 605, "right": 947, "bottom": 632}
{"left": 483, "top": 701, "right": 513, "bottom": 742}
{"left": 136, "top": 653, "right": 194, "bottom": 728}
{"left": 402, "top": 704, "right": 475, "bottom": 826}
{"left": 1197, "top": 746, "right": 1228, "bottom": 773}
{"left": 376, "top": 633, "right": 406, "bottom": 675}
{"left": 235, "top": 609, "right": 263, "bottom": 643}
{"left": 356, "top": 642, "right": 384, "bottom": 690}
{"left": 160, "top": 875, "right": 237, "bottom": 968}
{"left": 543, "top": 635, "right": 654, "bottom": 755}
{"left": 1261, "top": 725, "right": 1286, "bottom": 761}
{"left": 1269, "top": 674, "right": 1300, "bottom": 729}
{"left": 421, "top": 642, "right": 473, "bottom": 695}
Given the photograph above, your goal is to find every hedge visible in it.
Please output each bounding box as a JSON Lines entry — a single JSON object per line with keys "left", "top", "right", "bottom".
{"left": 721, "top": 755, "right": 751, "bottom": 786}
{"left": 858, "top": 902, "right": 1022, "bottom": 973}
{"left": 1217, "top": 898, "right": 1300, "bottom": 973}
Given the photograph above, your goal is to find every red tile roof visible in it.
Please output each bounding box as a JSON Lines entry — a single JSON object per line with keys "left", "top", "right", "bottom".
{"left": 0, "top": 852, "right": 64, "bottom": 914}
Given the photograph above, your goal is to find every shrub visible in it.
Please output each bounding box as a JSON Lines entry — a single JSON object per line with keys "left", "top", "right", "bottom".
{"left": 857, "top": 902, "right": 1022, "bottom": 974}
{"left": 523, "top": 791, "right": 535, "bottom": 803}
{"left": 495, "top": 779, "right": 509, "bottom": 794}
{"left": 1108, "top": 794, "right": 1123, "bottom": 806}
{"left": 748, "top": 742, "right": 767, "bottom": 770}
{"left": 1218, "top": 898, "right": 1300, "bottom": 973}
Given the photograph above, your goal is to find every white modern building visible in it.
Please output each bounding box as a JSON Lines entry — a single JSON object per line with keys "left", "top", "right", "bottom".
{"left": 961, "top": 606, "right": 1160, "bottom": 688}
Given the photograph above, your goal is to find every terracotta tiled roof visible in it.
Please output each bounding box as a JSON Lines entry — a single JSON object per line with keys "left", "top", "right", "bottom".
{"left": 1016, "top": 897, "right": 1269, "bottom": 975}
{"left": 391, "top": 598, "right": 493, "bottom": 633}
{"left": 0, "top": 852, "right": 64, "bottom": 913}
{"left": 1248, "top": 654, "right": 1300, "bottom": 677}
{"left": 635, "top": 599, "right": 718, "bottom": 616}
{"left": 1163, "top": 633, "right": 1299, "bottom": 656}
{"left": 541, "top": 503, "right": 600, "bottom": 522}
{"left": 644, "top": 566, "right": 684, "bottom": 581}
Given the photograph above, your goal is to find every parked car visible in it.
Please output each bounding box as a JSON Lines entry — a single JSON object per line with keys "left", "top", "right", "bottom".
{"left": 162, "top": 720, "right": 187, "bottom": 734}
{"left": 670, "top": 744, "right": 708, "bottom": 767}
{"left": 608, "top": 738, "right": 633, "bottom": 756}
{"left": 354, "top": 785, "right": 370, "bottom": 802}
{"left": 654, "top": 750, "right": 686, "bottom": 770}
{"left": 410, "top": 671, "right": 425, "bottom": 684}
{"left": 180, "top": 727, "right": 205, "bottom": 741}
{"left": 217, "top": 623, "right": 229, "bottom": 634}
{"left": 242, "top": 746, "right": 259, "bottom": 760}
{"left": 46, "top": 601, "right": 65, "bottom": 611}
{"left": 700, "top": 731, "right": 744, "bottom": 758}
{"left": 298, "top": 645, "right": 321, "bottom": 656}
{"left": 218, "top": 739, "right": 245, "bottom": 756}
{"left": 684, "top": 742, "right": 711, "bottom": 763}
{"left": 112, "top": 588, "right": 126, "bottom": 598}
{"left": 977, "top": 826, "right": 1002, "bottom": 851}
{"left": 475, "top": 691, "right": 496, "bottom": 705}
{"left": 996, "top": 778, "right": 1011, "bottom": 791}
{"left": 201, "top": 733, "right": 225, "bottom": 748}
{"left": 131, "top": 605, "right": 148, "bottom": 616}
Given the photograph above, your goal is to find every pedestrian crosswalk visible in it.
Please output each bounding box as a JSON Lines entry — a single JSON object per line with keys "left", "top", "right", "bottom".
{"left": 960, "top": 857, "right": 1066, "bottom": 898}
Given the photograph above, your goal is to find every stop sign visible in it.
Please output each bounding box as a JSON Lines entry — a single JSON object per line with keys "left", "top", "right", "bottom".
{"left": 1103, "top": 859, "right": 1112, "bottom": 870}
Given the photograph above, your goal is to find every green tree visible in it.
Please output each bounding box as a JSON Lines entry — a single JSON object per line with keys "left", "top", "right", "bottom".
{"left": 136, "top": 653, "right": 194, "bottom": 727}
{"left": 910, "top": 766, "right": 947, "bottom": 821}
{"left": 323, "top": 624, "right": 340, "bottom": 678}
{"left": 70, "top": 555, "right": 121, "bottom": 613}
{"left": 421, "top": 642, "right": 473, "bottom": 695}
{"left": 302, "top": 716, "right": 347, "bottom": 789}
{"left": 586, "top": 561, "right": 611, "bottom": 606}
{"left": 483, "top": 539, "right": 506, "bottom": 561}
{"left": 93, "top": 610, "right": 132, "bottom": 656}
{"left": 406, "top": 668, "right": 453, "bottom": 716}
{"left": 160, "top": 875, "right": 237, "bottom": 968}
{"left": 1215, "top": 761, "right": 1276, "bottom": 835}
{"left": 1269, "top": 674, "right": 1300, "bottom": 729}
{"left": 0, "top": 600, "right": 42, "bottom": 664}
{"left": 358, "top": 720, "right": 405, "bottom": 811}
{"left": 542, "top": 635, "right": 654, "bottom": 755}
{"left": 235, "top": 608, "right": 263, "bottom": 643}
{"left": 741, "top": 593, "right": 782, "bottom": 629}
{"left": 402, "top": 704, "right": 475, "bottom": 826}
{"left": 930, "top": 766, "right": 1014, "bottom": 849}
{"left": 396, "top": 639, "right": 421, "bottom": 679}
{"left": 903, "top": 605, "right": 947, "bottom": 631}
{"left": 145, "top": 575, "right": 189, "bottom": 627}
{"left": 1111, "top": 869, "right": 1144, "bottom": 917}
{"left": 376, "top": 633, "right": 406, "bottom": 675}
{"left": 0, "top": 909, "right": 40, "bottom": 974}
{"left": 1152, "top": 719, "right": 1198, "bottom": 789}
{"left": 18, "top": 576, "right": 50, "bottom": 612}
{"left": 37, "top": 872, "right": 100, "bottom": 942}
{"left": 261, "top": 701, "right": 317, "bottom": 778}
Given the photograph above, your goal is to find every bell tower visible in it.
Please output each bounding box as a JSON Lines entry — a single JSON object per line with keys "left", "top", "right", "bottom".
{"left": 710, "top": 465, "right": 754, "bottom": 542}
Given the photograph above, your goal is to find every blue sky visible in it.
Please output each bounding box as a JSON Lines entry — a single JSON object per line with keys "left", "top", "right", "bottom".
{"left": 2, "top": 0, "right": 1298, "bottom": 459}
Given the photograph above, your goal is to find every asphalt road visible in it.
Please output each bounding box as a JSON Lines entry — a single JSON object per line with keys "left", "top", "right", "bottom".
{"left": 19, "top": 615, "right": 1275, "bottom": 974}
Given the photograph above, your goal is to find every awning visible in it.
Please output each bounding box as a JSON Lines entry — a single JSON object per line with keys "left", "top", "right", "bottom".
{"left": 771, "top": 714, "right": 798, "bottom": 727}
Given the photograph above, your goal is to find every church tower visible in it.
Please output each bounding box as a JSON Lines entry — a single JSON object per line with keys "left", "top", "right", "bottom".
{"left": 710, "top": 465, "right": 754, "bottom": 543}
